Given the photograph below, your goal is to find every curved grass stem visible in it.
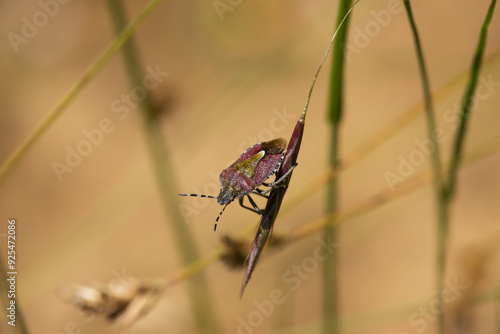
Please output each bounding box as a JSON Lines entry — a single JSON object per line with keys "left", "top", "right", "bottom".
{"left": 403, "top": 1, "right": 448, "bottom": 332}
{"left": 403, "top": 2, "right": 497, "bottom": 332}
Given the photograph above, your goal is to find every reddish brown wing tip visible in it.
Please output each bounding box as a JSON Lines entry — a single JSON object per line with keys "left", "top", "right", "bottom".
{"left": 260, "top": 138, "right": 287, "bottom": 154}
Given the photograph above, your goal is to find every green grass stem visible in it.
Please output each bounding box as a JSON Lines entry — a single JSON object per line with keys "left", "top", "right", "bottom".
{"left": 323, "top": 1, "right": 352, "bottom": 333}
{"left": 446, "top": 0, "right": 497, "bottom": 198}
{"left": 404, "top": 1, "right": 496, "bottom": 332}
{"left": 105, "top": 1, "right": 221, "bottom": 333}
{"left": 402, "top": 2, "right": 449, "bottom": 332}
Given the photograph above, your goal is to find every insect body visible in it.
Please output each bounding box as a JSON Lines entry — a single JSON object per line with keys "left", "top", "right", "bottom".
{"left": 180, "top": 137, "right": 296, "bottom": 231}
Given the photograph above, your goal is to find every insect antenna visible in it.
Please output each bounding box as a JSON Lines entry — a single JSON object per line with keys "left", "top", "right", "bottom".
{"left": 214, "top": 202, "right": 229, "bottom": 232}
{"left": 178, "top": 193, "right": 217, "bottom": 199}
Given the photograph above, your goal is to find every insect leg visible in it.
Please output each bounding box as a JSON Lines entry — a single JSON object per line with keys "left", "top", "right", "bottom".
{"left": 238, "top": 195, "right": 263, "bottom": 214}
{"left": 252, "top": 188, "right": 270, "bottom": 199}
{"left": 259, "top": 164, "right": 298, "bottom": 195}
{"left": 263, "top": 164, "right": 297, "bottom": 187}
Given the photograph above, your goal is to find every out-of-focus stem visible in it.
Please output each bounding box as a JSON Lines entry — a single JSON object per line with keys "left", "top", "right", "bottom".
{"left": 105, "top": 1, "right": 221, "bottom": 333}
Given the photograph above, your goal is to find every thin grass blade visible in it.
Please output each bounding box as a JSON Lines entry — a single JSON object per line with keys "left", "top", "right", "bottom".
{"left": 105, "top": 1, "right": 221, "bottom": 332}
{"left": 447, "top": 0, "right": 497, "bottom": 197}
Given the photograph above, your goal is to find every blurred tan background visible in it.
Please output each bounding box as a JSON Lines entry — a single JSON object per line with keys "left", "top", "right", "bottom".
{"left": 1, "top": 0, "right": 500, "bottom": 333}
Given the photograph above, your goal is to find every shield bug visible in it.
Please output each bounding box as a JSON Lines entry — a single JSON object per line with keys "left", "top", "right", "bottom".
{"left": 179, "top": 137, "right": 296, "bottom": 231}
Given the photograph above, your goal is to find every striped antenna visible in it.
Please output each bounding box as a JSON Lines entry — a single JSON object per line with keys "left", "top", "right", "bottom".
{"left": 214, "top": 202, "right": 229, "bottom": 232}
{"left": 179, "top": 193, "right": 229, "bottom": 231}
{"left": 178, "top": 193, "right": 217, "bottom": 199}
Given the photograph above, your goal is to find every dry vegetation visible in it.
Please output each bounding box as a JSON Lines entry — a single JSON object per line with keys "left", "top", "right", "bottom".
{"left": 1, "top": 1, "right": 500, "bottom": 334}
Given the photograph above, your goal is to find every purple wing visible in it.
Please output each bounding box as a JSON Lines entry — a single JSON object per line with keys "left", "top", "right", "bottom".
{"left": 228, "top": 138, "right": 286, "bottom": 188}
{"left": 250, "top": 154, "right": 283, "bottom": 187}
